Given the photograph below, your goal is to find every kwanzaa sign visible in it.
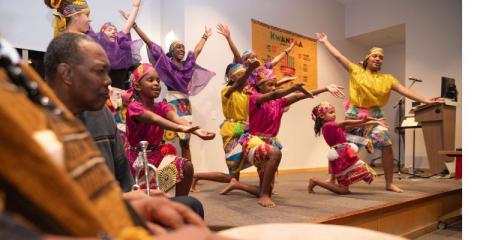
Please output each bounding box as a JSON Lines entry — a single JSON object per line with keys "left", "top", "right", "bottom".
{"left": 251, "top": 19, "right": 317, "bottom": 90}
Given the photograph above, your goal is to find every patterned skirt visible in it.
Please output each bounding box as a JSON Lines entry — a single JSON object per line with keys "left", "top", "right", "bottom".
{"left": 328, "top": 143, "right": 376, "bottom": 187}
{"left": 238, "top": 133, "right": 282, "bottom": 181}
{"left": 220, "top": 119, "right": 250, "bottom": 175}
{"left": 163, "top": 91, "right": 192, "bottom": 142}
{"left": 344, "top": 100, "right": 392, "bottom": 150}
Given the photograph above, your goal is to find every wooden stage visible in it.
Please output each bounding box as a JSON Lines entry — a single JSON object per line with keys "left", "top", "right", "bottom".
{"left": 187, "top": 169, "right": 461, "bottom": 238}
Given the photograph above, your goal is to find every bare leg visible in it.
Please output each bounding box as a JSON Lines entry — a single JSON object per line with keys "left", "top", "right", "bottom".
{"left": 382, "top": 146, "right": 403, "bottom": 193}
{"left": 190, "top": 172, "right": 232, "bottom": 192}
{"left": 175, "top": 161, "right": 193, "bottom": 196}
{"left": 180, "top": 139, "right": 191, "bottom": 161}
{"left": 220, "top": 178, "right": 259, "bottom": 196}
{"left": 308, "top": 177, "right": 350, "bottom": 195}
{"left": 325, "top": 174, "right": 336, "bottom": 184}
{"left": 257, "top": 148, "right": 281, "bottom": 208}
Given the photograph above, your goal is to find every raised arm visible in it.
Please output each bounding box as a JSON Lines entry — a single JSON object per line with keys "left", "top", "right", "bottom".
{"left": 122, "top": 0, "right": 141, "bottom": 34}
{"left": 270, "top": 40, "right": 295, "bottom": 67}
{"left": 164, "top": 111, "right": 216, "bottom": 140}
{"left": 118, "top": 9, "right": 153, "bottom": 47}
{"left": 217, "top": 24, "right": 242, "bottom": 63}
{"left": 391, "top": 82, "right": 442, "bottom": 105}
{"left": 224, "top": 60, "right": 260, "bottom": 98}
{"left": 193, "top": 26, "right": 212, "bottom": 58}
{"left": 285, "top": 84, "right": 345, "bottom": 106}
{"left": 316, "top": 32, "right": 352, "bottom": 71}
{"left": 133, "top": 110, "right": 199, "bottom": 133}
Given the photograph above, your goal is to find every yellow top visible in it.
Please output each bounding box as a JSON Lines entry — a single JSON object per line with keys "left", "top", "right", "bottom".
{"left": 221, "top": 86, "right": 249, "bottom": 121}
{"left": 348, "top": 62, "right": 399, "bottom": 108}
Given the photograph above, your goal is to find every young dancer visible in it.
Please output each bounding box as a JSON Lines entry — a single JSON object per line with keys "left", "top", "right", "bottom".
{"left": 190, "top": 60, "right": 260, "bottom": 192}
{"left": 119, "top": 10, "right": 216, "bottom": 161}
{"left": 122, "top": 63, "right": 215, "bottom": 196}
{"left": 308, "top": 102, "right": 384, "bottom": 194}
{"left": 316, "top": 32, "right": 442, "bottom": 192}
{"left": 222, "top": 68, "right": 345, "bottom": 208}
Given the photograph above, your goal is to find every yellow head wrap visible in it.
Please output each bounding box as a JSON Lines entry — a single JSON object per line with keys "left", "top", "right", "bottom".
{"left": 49, "top": 0, "right": 90, "bottom": 36}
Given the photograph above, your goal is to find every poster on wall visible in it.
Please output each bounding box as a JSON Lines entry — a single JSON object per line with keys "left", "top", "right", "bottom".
{"left": 251, "top": 19, "right": 317, "bottom": 90}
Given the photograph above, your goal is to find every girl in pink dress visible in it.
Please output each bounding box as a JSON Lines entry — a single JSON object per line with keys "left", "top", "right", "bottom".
{"left": 308, "top": 102, "right": 384, "bottom": 194}
{"left": 122, "top": 63, "right": 215, "bottom": 196}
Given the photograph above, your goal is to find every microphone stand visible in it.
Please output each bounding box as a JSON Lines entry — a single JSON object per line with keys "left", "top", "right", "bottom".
{"left": 393, "top": 80, "right": 416, "bottom": 179}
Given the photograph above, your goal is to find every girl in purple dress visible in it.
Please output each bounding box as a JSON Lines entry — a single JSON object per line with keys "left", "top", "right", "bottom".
{"left": 119, "top": 10, "right": 216, "bottom": 161}
{"left": 308, "top": 102, "right": 384, "bottom": 194}
{"left": 122, "top": 63, "right": 215, "bottom": 196}
{"left": 222, "top": 68, "right": 345, "bottom": 208}
{"left": 45, "top": 0, "right": 143, "bottom": 89}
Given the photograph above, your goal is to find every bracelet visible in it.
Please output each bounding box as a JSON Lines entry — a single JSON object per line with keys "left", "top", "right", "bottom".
{"left": 284, "top": 50, "right": 289, "bottom": 55}
{"left": 202, "top": 33, "right": 209, "bottom": 40}
{"left": 132, "top": 22, "right": 137, "bottom": 28}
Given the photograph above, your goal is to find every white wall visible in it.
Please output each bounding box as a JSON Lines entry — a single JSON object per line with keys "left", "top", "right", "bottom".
{"left": 343, "top": 0, "right": 462, "bottom": 169}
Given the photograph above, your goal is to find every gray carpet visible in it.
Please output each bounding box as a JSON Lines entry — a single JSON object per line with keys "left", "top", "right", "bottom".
{"left": 184, "top": 169, "right": 461, "bottom": 229}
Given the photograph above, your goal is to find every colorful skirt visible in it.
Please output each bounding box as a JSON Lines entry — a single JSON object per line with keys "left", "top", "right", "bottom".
{"left": 127, "top": 143, "right": 187, "bottom": 192}
{"left": 239, "top": 133, "right": 282, "bottom": 180}
{"left": 220, "top": 119, "right": 250, "bottom": 175}
{"left": 344, "top": 100, "right": 392, "bottom": 150}
{"left": 328, "top": 143, "right": 376, "bottom": 187}
{"left": 163, "top": 91, "right": 192, "bottom": 142}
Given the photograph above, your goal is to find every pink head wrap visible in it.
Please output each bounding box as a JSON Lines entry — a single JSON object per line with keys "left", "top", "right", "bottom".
{"left": 121, "top": 63, "right": 155, "bottom": 105}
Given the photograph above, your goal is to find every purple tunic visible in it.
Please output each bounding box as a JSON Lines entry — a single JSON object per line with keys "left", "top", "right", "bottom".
{"left": 86, "top": 26, "right": 143, "bottom": 70}
{"left": 147, "top": 42, "right": 215, "bottom": 96}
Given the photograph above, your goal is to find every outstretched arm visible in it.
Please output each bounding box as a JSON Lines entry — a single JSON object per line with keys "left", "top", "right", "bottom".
{"left": 224, "top": 60, "right": 260, "bottom": 98}
{"left": 122, "top": 0, "right": 141, "bottom": 34}
{"left": 164, "top": 111, "right": 216, "bottom": 140}
{"left": 316, "top": 32, "right": 352, "bottom": 71}
{"left": 119, "top": 9, "right": 153, "bottom": 47}
{"left": 256, "top": 83, "right": 311, "bottom": 105}
{"left": 133, "top": 110, "right": 199, "bottom": 133}
{"left": 217, "top": 23, "right": 242, "bottom": 63}
{"left": 339, "top": 117, "right": 388, "bottom": 129}
{"left": 270, "top": 40, "right": 295, "bottom": 67}
{"left": 391, "top": 82, "right": 442, "bottom": 104}
{"left": 193, "top": 26, "right": 212, "bottom": 58}
{"left": 285, "top": 84, "right": 345, "bottom": 106}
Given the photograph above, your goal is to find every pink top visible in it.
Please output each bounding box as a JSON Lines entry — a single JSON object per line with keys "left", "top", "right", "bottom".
{"left": 126, "top": 101, "right": 173, "bottom": 147}
{"left": 321, "top": 121, "right": 348, "bottom": 147}
{"left": 248, "top": 93, "right": 287, "bottom": 137}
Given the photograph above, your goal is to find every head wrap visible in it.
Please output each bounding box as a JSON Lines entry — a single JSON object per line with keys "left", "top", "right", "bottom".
{"left": 225, "top": 63, "right": 246, "bottom": 83}
{"left": 241, "top": 50, "right": 254, "bottom": 63}
{"left": 100, "top": 22, "right": 116, "bottom": 33}
{"left": 255, "top": 68, "right": 276, "bottom": 86}
{"left": 311, "top": 101, "right": 334, "bottom": 121}
{"left": 47, "top": 0, "right": 90, "bottom": 37}
{"left": 362, "top": 47, "right": 384, "bottom": 67}
{"left": 121, "top": 63, "right": 155, "bottom": 105}
{"left": 167, "top": 40, "right": 184, "bottom": 58}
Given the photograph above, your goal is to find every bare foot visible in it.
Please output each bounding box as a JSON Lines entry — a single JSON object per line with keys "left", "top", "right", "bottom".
{"left": 386, "top": 184, "right": 404, "bottom": 193}
{"left": 308, "top": 177, "right": 317, "bottom": 193}
{"left": 219, "top": 178, "right": 238, "bottom": 195}
{"left": 257, "top": 196, "right": 276, "bottom": 208}
{"left": 190, "top": 177, "right": 200, "bottom": 192}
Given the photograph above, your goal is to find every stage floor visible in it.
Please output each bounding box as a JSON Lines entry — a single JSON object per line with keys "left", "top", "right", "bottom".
{"left": 187, "top": 169, "right": 462, "bottom": 229}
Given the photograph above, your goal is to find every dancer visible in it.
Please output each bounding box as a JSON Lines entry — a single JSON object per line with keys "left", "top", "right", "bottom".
{"left": 119, "top": 10, "right": 216, "bottom": 161}
{"left": 307, "top": 102, "right": 383, "bottom": 194}
{"left": 191, "top": 60, "right": 260, "bottom": 192}
{"left": 316, "top": 32, "right": 442, "bottom": 192}
{"left": 122, "top": 63, "right": 215, "bottom": 196}
{"left": 222, "top": 68, "right": 345, "bottom": 207}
